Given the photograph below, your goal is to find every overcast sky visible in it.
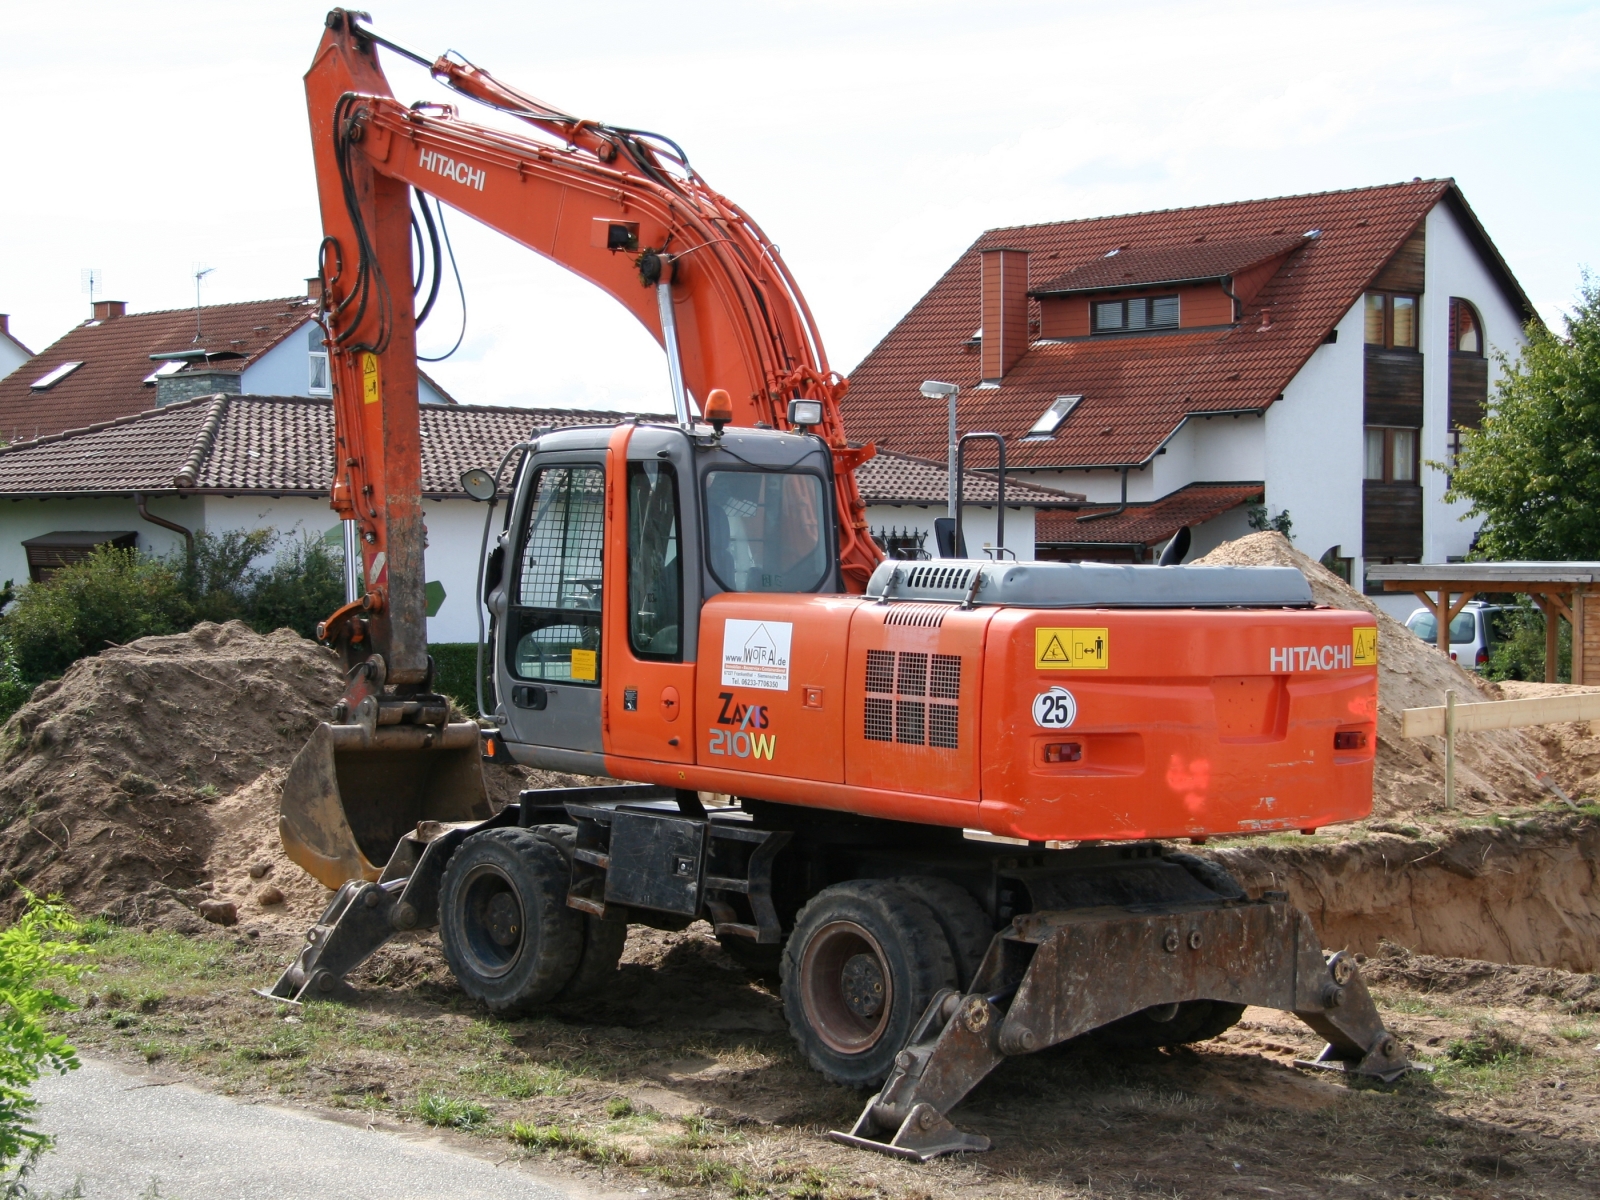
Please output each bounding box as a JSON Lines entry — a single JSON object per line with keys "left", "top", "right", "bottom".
{"left": 4, "top": 1, "right": 1597, "bottom": 413}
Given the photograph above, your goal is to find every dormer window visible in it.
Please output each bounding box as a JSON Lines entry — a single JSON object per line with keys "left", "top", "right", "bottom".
{"left": 1023, "top": 395, "right": 1082, "bottom": 440}
{"left": 1092, "top": 295, "right": 1179, "bottom": 334}
{"left": 30, "top": 362, "right": 83, "bottom": 391}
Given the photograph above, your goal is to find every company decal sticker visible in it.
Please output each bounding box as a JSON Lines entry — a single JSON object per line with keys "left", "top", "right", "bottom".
{"left": 1352, "top": 627, "right": 1378, "bottom": 666}
{"left": 721, "top": 620, "right": 792, "bottom": 691}
{"left": 1032, "top": 686, "right": 1077, "bottom": 728}
{"left": 570, "top": 648, "right": 597, "bottom": 682}
{"left": 1269, "top": 643, "right": 1354, "bottom": 672}
{"left": 361, "top": 353, "right": 381, "bottom": 404}
{"left": 418, "top": 148, "right": 486, "bottom": 191}
{"left": 708, "top": 692, "right": 776, "bottom": 760}
{"left": 1035, "top": 627, "right": 1109, "bottom": 670}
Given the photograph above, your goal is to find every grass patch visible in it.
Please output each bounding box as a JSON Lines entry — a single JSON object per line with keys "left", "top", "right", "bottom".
{"left": 412, "top": 1092, "right": 491, "bottom": 1130}
{"left": 508, "top": 1120, "right": 629, "bottom": 1165}
{"left": 604, "top": 1096, "right": 635, "bottom": 1119}
{"left": 1446, "top": 1025, "right": 1535, "bottom": 1068}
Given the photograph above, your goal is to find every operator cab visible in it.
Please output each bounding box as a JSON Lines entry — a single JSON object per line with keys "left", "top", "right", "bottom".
{"left": 485, "top": 421, "right": 839, "bottom": 773}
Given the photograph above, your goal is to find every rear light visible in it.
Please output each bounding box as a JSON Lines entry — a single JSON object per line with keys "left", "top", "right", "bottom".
{"left": 1476, "top": 649, "right": 1488, "bottom": 665}
{"left": 1333, "top": 731, "right": 1367, "bottom": 751}
{"left": 1043, "top": 742, "right": 1082, "bottom": 763}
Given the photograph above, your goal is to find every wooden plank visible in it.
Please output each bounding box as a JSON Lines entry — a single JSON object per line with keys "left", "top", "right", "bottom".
{"left": 1401, "top": 690, "right": 1600, "bottom": 738}
{"left": 1372, "top": 225, "right": 1426, "bottom": 293}
{"left": 1363, "top": 482, "right": 1423, "bottom": 559}
{"left": 1449, "top": 354, "right": 1488, "bottom": 429}
{"left": 1364, "top": 347, "right": 1424, "bottom": 425}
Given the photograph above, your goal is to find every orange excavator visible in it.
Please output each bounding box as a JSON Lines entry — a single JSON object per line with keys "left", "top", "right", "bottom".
{"left": 271, "top": 11, "right": 1407, "bottom": 1158}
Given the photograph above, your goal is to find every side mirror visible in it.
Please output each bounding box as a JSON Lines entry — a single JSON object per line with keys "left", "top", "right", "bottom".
{"left": 460, "top": 468, "right": 496, "bottom": 502}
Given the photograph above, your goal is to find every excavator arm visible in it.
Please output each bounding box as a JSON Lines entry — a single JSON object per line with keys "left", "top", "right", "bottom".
{"left": 305, "top": 8, "right": 880, "bottom": 696}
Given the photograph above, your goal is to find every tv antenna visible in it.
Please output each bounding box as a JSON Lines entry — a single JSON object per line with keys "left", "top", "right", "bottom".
{"left": 80, "top": 268, "right": 101, "bottom": 316}
{"left": 192, "top": 264, "right": 214, "bottom": 345}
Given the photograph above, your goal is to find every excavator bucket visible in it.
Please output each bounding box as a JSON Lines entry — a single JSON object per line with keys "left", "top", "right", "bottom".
{"left": 279, "top": 721, "right": 492, "bottom": 889}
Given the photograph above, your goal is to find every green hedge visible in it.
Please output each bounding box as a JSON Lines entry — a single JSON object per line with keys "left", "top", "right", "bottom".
{"left": 431, "top": 642, "right": 491, "bottom": 713}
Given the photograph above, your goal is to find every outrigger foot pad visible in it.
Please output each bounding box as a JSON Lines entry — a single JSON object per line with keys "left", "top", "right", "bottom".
{"left": 830, "top": 1100, "right": 990, "bottom": 1162}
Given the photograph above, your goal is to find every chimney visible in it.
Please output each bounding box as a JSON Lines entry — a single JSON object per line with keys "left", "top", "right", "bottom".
{"left": 0, "top": 315, "right": 8, "bottom": 336}
{"left": 980, "top": 248, "right": 1029, "bottom": 383}
{"left": 306, "top": 276, "right": 324, "bottom": 302}
{"left": 92, "top": 300, "right": 126, "bottom": 320}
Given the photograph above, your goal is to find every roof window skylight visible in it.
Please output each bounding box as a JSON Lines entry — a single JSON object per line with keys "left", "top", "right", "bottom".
{"left": 30, "top": 362, "right": 83, "bottom": 391}
{"left": 142, "top": 360, "right": 186, "bottom": 385}
{"left": 1022, "top": 395, "right": 1082, "bottom": 440}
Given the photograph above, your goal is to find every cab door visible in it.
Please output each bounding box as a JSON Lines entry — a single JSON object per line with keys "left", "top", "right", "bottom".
{"left": 496, "top": 454, "right": 607, "bottom": 763}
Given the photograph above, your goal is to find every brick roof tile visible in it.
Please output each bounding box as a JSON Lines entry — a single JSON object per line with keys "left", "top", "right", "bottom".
{"left": 1030, "top": 234, "right": 1311, "bottom": 295}
{"left": 1036, "top": 481, "right": 1264, "bottom": 546}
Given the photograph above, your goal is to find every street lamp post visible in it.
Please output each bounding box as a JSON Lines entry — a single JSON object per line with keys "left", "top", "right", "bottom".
{"left": 920, "top": 380, "right": 961, "bottom": 519}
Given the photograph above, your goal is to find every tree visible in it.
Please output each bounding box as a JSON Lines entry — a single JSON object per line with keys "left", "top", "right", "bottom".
{"left": 1447, "top": 278, "right": 1600, "bottom": 560}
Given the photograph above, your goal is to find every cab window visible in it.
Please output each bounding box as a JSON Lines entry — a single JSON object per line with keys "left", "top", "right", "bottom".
{"left": 628, "top": 462, "right": 682, "bottom": 658}
{"left": 510, "top": 464, "right": 604, "bottom": 684}
{"left": 704, "top": 470, "right": 828, "bottom": 593}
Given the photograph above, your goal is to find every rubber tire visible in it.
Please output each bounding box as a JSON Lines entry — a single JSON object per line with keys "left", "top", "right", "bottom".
{"left": 439, "top": 827, "right": 583, "bottom": 1016}
{"left": 891, "top": 876, "right": 994, "bottom": 989}
{"left": 781, "top": 880, "right": 957, "bottom": 1089}
{"left": 716, "top": 932, "right": 784, "bottom": 985}
{"left": 1089, "top": 999, "right": 1247, "bottom": 1050}
{"left": 1164, "top": 852, "right": 1248, "bottom": 902}
{"left": 527, "top": 824, "right": 627, "bottom": 1001}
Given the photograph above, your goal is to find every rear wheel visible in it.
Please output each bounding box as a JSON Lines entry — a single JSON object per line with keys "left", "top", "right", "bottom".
{"left": 781, "top": 880, "right": 957, "bottom": 1088}
{"left": 527, "top": 824, "right": 627, "bottom": 1001}
{"left": 891, "top": 876, "right": 993, "bottom": 989}
{"left": 439, "top": 827, "right": 583, "bottom": 1015}
{"left": 1089, "top": 999, "right": 1246, "bottom": 1049}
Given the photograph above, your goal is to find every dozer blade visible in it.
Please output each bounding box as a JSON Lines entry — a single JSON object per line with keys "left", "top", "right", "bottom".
{"left": 279, "top": 720, "right": 492, "bottom": 889}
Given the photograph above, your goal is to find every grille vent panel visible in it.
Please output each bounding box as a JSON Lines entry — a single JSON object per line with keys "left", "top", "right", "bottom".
{"left": 863, "top": 649, "right": 962, "bottom": 750}
{"left": 906, "top": 566, "right": 973, "bottom": 592}
{"left": 883, "top": 604, "right": 949, "bottom": 628}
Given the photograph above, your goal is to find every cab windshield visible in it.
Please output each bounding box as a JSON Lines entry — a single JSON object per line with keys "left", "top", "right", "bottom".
{"left": 704, "top": 470, "right": 829, "bottom": 593}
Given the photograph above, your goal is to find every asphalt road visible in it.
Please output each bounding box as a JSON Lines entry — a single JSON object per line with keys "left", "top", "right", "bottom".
{"left": 24, "top": 1056, "right": 599, "bottom": 1200}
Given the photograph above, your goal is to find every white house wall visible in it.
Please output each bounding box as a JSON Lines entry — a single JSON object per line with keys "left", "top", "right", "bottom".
{"left": 864, "top": 503, "right": 1037, "bottom": 561}
{"left": 0, "top": 337, "right": 28, "bottom": 383}
{"left": 0, "top": 493, "right": 200, "bottom": 585}
{"left": 241, "top": 322, "right": 320, "bottom": 398}
{"left": 1264, "top": 299, "right": 1365, "bottom": 577}
{"left": 1422, "top": 203, "right": 1528, "bottom": 564}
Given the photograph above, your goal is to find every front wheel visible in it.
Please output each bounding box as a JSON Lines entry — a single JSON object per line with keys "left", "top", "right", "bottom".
{"left": 781, "top": 880, "right": 956, "bottom": 1088}
{"left": 439, "top": 827, "right": 583, "bottom": 1015}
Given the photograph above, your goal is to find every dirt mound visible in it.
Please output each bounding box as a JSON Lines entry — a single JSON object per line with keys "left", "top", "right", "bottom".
{"left": 1361, "top": 943, "right": 1600, "bottom": 1011}
{"left": 1194, "top": 532, "right": 1548, "bottom": 819}
{"left": 0, "top": 621, "right": 578, "bottom": 929}
{"left": 1208, "top": 812, "right": 1600, "bottom": 972}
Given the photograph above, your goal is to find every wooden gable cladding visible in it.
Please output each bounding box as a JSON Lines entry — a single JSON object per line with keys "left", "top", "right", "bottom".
{"left": 1363, "top": 481, "right": 1424, "bottom": 559}
{"left": 1450, "top": 354, "right": 1489, "bottom": 429}
{"left": 1371, "top": 224, "right": 1426, "bottom": 294}
{"left": 1365, "top": 347, "right": 1423, "bottom": 426}
{"left": 1036, "top": 282, "right": 1236, "bottom": 340}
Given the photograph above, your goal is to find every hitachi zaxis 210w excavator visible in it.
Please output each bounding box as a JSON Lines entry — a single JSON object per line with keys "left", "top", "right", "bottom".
{"left": 270, "top": 10, "right": 1407, "bottom": 1158}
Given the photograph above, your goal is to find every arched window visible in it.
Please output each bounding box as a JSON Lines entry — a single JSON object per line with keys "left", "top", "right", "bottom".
{"left": 1451, "top": 298, "right": 1483, "bottom": 356}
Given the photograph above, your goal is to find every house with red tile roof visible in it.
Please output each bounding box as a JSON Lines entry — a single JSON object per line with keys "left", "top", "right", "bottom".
{"left": 0, "top": 395, "right": 1070, "bottom": 641}
{"left": 843, "top": 179, "right": 1535, "bottom": 619}
{"left": 0, "top": 287, "right": 454, "bottom": 445}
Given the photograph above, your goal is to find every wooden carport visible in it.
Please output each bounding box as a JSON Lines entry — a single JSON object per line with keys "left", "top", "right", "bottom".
{"left": 1366, "top": 563, "right": 1600, "bottom": 683}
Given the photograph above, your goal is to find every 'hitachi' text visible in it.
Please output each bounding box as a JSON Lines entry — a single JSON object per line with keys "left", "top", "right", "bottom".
{"left": 418, "top": 149, "right": 485, "bottom": 191}
{"left": 1270, "top": 645, "right": 1353, "bottom": 672}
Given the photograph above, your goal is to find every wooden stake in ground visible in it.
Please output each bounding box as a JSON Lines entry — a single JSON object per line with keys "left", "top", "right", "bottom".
{"left": 1445, "top": 689, "right": 1456, "bottom": 810}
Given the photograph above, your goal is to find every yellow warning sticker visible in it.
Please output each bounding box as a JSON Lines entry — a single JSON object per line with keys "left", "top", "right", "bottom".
{"left": 1035, "top": 627, "right": 1109, "bottom": 670}
{"left": 570, "top": 648, "right": 597, "bottom": 682}
{"left": 1352, "top": 627, "right": 1378, "bottom": 667}
{"left": 361, "top": 353, "right": 381, "bottom": 404}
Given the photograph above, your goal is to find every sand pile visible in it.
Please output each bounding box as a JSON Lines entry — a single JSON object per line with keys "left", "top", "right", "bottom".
{"left": 0, "top": 621, "right": 570, "bottom": 931}
{"left": 1194, "top": 532, "right": 1549, "bottom": 819}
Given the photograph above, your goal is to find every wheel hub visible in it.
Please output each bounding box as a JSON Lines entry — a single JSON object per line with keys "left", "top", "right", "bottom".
{"left": 841, "top": 953, "right": 885, "bottom": 1018}
{"left": 486, "top": 892, "right": 521, "bottom": 947}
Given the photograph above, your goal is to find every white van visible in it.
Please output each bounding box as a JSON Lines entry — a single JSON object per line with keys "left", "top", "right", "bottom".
{"left": 1404, "top": 600, "right": 1507, "bottom": 671}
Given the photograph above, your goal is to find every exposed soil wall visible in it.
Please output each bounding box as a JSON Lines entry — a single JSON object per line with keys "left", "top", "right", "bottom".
{"left": 1208, "top": 815, "right": 1600, "bottom": 972}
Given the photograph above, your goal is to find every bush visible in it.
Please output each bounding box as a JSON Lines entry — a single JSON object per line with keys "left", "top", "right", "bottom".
{"left": 0, "top": 529, "right": 349, "bottom": 687}
{"left": 1485, "top": 601, "right": 1571, "bottom": 682}
{"left": 243, "top": 535, "right": 345, "bottom": 641}
{"left": 0, "top": 896, "right": 90, "bottom": 1168}
{"left": 4, "top": 548, "right": 189, "bottom": 682}
{"left": 430, "top": 643, "right": 491, "bottom": 714}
